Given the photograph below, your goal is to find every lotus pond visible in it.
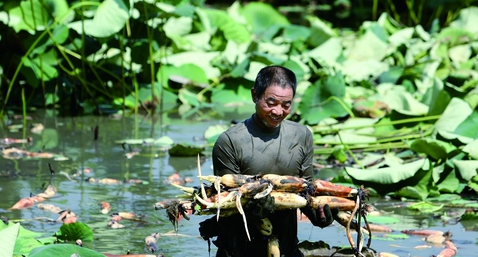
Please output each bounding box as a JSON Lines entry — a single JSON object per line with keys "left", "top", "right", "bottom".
{"left": 1, "top": 109, "right": 478, "bottom": 257}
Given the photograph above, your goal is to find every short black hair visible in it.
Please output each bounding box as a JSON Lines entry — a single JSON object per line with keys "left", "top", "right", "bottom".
{"left": 253, "top": 65, "right": 297, "bottom": 99}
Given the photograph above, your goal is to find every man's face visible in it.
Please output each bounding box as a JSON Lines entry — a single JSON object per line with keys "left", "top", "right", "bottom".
{"left": 253, "top": 85, "right": 293, "bottom": 129}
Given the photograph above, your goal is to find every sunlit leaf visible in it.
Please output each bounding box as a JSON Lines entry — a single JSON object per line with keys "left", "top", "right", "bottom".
{"left": 449, "top": 7, "right": 478, "bottom": 34}
{"left": 435, "top": 98, "right": 473, "bottom": 133}
{"left": 0, "top": 222, "right": 19, "bottom": 257}
{"left": 436, "top": 168, "right": 461, "bottom": 193}
{"left": 204, "top": 8, "right": 251, "bottom": 44}
{"left": 169, "top": 143, "right": 204, "bottom": 157}
{"left": 241, "top": 2, "right": 289, "bottom": 39}
{"left": 463, "top": 139, "right": 478, "bottom": 160}
{"left": 29, "top": 244, "right": 105, "bottom": 257}
{"left": 306, "top": 16, "right": 336, "bottom": 47}
{"left": 306, "top": 37, "right": 342, "bottom": 67}
{"left": 453, "top": 160, "right": 478, "bottom": 181}
{"left": 410, "top": 139, "right": 448, "bottom": 161}
{"left": 346, "top": 29, "right": 388, "bottom": 61}
{"left": 366, "top": 215, "right": 400, "bottom": 224}
{"left": 55, "top": 222, "right": 94, "bottom": 242}
{"left": 345, "top": 158, "right": 426, "bottom": 184}
{"left": 454, "top": 111, "right": 478, "bottom": 138}
{"left": 158, "top": 51, "right": 221, "bottom": 79}
{"left": 407, "top": 201, "right": 444, "bottom": 213}
{"left": 8, "top": 0, "right": 71, "bottom": 32}
{"left": 163, "top": 16, "right": 192, "bottom": 37}
{"left": 68, "top": 0, "right": 129, "bottom": 38}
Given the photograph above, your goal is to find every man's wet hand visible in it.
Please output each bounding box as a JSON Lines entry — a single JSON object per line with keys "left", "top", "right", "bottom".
{"left": 244, "top": 194, "right": 275, "bottom": 219}
{"left": 301, "top": 204, "right": 338, "bottom": 228}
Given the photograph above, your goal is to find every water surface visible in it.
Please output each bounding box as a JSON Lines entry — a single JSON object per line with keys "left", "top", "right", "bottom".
{"left": 1, "top": 109, "right": 477, "bottom": 257}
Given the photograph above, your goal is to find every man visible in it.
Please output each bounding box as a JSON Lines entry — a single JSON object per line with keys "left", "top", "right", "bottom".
{"left": 199, "top": 65, "right": 335, "bottom": 257}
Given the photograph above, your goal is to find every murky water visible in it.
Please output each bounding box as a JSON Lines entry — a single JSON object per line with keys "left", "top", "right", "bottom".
{"left": 1, "top": 109, "right": 478, "bottom": 257}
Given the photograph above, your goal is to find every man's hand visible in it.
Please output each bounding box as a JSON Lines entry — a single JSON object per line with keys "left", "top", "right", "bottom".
{"left": 199, "top": 216, "right": 221, "bottom": 240}
{"left": 300, "top": 204, "right": 338, "bottom": 228}
{"left": 244, "top": 194, "right": 275, "bottom": 219}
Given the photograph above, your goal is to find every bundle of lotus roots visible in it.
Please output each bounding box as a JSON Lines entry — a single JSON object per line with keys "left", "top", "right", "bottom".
{"left": 155, "top": 170, "right": 372, "bottom": 256}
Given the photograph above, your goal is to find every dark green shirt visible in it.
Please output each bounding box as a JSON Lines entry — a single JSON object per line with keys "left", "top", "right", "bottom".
{"left": 211, "top": 114, "right": 314, "bottom": 257}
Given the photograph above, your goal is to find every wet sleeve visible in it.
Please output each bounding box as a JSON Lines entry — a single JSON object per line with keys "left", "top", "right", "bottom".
{"left": 212, "top": 133, "right": 241, "bottom": 176}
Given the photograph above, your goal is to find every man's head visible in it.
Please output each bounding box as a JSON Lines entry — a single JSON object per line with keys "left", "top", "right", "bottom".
{"left": 251, "top": 66, "right": 297, "bottom": 129}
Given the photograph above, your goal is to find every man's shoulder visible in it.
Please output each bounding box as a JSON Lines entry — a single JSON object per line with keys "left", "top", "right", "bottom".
{"left": 282, "top": 119, "right": 308, "bottom": 130}
{"left": 218, "top": 122, "right": 248, "bottom": 140}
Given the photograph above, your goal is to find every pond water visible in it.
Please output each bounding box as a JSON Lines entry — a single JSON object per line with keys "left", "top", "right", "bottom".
{"left": 1, "top": 108, "right": 478, "bottom": 257}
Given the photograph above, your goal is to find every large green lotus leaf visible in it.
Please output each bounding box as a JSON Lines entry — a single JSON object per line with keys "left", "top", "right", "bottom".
{"left": 211, "top": 84, "right": 250, "bottom": 104}
{"left": 306, "top": 16, "right": 336, "bottom": 47}
{"left": 463, "top": 139, "right": 478, "bottom": 160}
{"left": 13, "top": 237, "right": 43, "bottom": 256}
{"left": 453, "top": 111, "right": 478, "bottom": 138}
{"left": 345, "top": 158, "right": 426, "bottom": 184}
{"left": 180, "top": 31, "right": 211, "bottom": 51}
{"left": 464, "top": 85, "right": 478, "bottom": 110}
{"left": 449, "top": 44, "right": 472, "bottom": 69}
{"left": 298, "top": 72, "right": 348, "bottom": 124}
{"left": 393, "top": 160, "right": 436, "bottom": 200}
{"left": 388, "top": 27, "right": 414, "bottom": 47}
{"left": 365, "top": 215, "right": 400, "bottom": 225}
{"left": 230, "top": 57, "right": 250, "bottom": 78}
{"left": 407, "top": 202, "right": 444, "bottom": 213}
{"left": 282, "top": 59, "right": 306, "bottom": 83}
{"left": 306, "top": 37, "right": 342, "bottom": 67}
{"left": 0, "top": 223, "right": 19, "bottom": 257}
{"left": 29, "top": 244, "right": 105, "bottom": 257}
{"left": 436, "top": 168, "right": 461, "bottom": 193}
{"left": 423, "top": 78, "right": 451, "bottom": 116}
{"left": 376, "top": 84, "right": 429, "bottom": 115}
{"left": 379, "top": 66, "right": 403, "bottom": 84}
{"left": 367, "top": 153, "right": 405, "bottom": 169}
{"left": 341, "top": 59, "right": 389, "bottom": 82}
{"left": 449, "top": 7, "right": 478, "bottom": 34}
{"left": 431, "top": 163, "right": 445, "bottom": 184}
{"left": 23, "top": 56, "right": 58, "bottom": 82}
{"left": 158, "top": 51, "right": 221, "bottom": 79}
{"left": 300, "top": 102, "right": 348, "bottom": 125}
{"left": 33, "top": 24, "right": 69, "bottom": 54}
{"left": 377, "top": 12, "right": 400, "bottom": 34}
{"left": 435, "top": 98, "right": 473, "bottom": 133}
{"left": 315, "top": 131, "right": 376, "bottom": 145}
{"left": 56, "top": 222, "right": 93, "bottom": 242}
{"left": 257, "top": 42, "right": 289, "bottom": 55}
{"left": 453, "top": 160, "right": 478, "bottom": 181}
{"left": 222, "top": 40, "right": 249, "bottom": 67}
{"left": 329, "top": 117, "right": 378, "bottom": 132}
{"left": 251, "top": 52, "right": 286, "bottom": 65}
{"left": 436, "top": 27, "right": 475, "bottom": 46}
{"left": 410, "top": 139, "right": 449, "bottom": 161}
{"left": 346, "top": 29, "right": 388, "bottom": 61}
{"left": 169, "top": 143, "right": 204, "bottom": 157}
{"left": 174, "top": 63, "right": 209, "bottom": 84}
{"left": 437, "top": 131, "right": 474, "bottom": 145}
{"left": 8, "top": 0, "right": 70, "bottom": 33}
{"left": 68, "top": 0, "right": 128, "bottom": 38}
{"left": 163, "top": 16, "right": 192, "bottom": 37}
{"left": 404, "top": 41, "right": 434, "bottom": 66}
{"left": 282, "top": 24, "right": 311, "bottom": 42}
{"left": 197, "top": 7, "right": 251, "bottom": 44}
{"left": 244, "top": 61, "right": 267, "bottom": 81}
{"left": 241, "top": 2, "right": 289, "bottom": 38}
{"left": 178, "top": 87, "right": 201, "bottom": 106}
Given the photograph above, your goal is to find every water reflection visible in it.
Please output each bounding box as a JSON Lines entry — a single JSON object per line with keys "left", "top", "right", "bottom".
{"left": 1, "top": 110, "right": 478, "bottom": 256}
